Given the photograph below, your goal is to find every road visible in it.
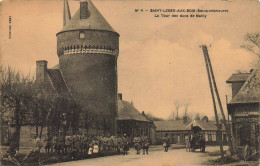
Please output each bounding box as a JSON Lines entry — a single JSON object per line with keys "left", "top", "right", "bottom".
{"left": 47, "top": 146, "right": 227, "bottom": 166}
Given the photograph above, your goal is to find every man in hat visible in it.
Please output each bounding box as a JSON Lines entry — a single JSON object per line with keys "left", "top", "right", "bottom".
{"left": 163, "top": 137, "right": 170, "bottom": 152}
{"left": 44, "top": 133, "right": 53, "bottom": 154}
{"left": 133, "top": 136, "right": 141, "bottom": 155}
{"left": 122, "top": 134, "right": 129, "bottom": 155}
{"left": 142, "top": 136, "right": 150, "bottom": 155}
{"left": 55, "top": 131, "right": 65, "bottom": 153}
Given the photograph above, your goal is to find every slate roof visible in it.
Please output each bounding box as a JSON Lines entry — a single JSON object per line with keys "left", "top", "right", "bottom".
{"left": 117, "top": 100, "right": 152, "bottom": 122}
{"left": 230, "top": 63, "right": 260, "bottom": 104}
{"left": 51, "top": 64, "right": 59, "bottom": 69}
{"left": 154, "top": 120, "right": 190, "bottom": 131}
{"left": 59, "top": 0, "right": 117, "bottom": 34}
{"left": 47, "top": 69, "right": 70, "bottom": 97}
{"left": 226, "top": 73, "right": 250, "bottom": 83}
{"left": 154, "top": 120, "right": 219, "bottom": 131}
{"left": 185, "top": 120, "right": 218, "bottom": 131}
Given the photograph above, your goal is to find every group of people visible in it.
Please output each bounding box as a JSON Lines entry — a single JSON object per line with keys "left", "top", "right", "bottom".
{"left": 43, "top": 132, "right": 131, "bottom": 156}
{"left": 1, "top": 133, "right": 131, "bottom": 165}
{"left": 133, "top": 136, "right": 150, "bottom": 155}
{"left": 1, "top": 133, "right": 154, "bottom": 165}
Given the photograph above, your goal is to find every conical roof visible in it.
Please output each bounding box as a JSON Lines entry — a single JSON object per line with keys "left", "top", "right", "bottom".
{"left": 63, "top": 0, "right": 71, "bottom": 27}
{"left": 59, "top": 0, "right": 117, "bottom": 34}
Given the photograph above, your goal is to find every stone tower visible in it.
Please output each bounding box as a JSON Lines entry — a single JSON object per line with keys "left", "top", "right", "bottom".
{"left": 56, "top": 0, "right": 119, "bottom": 135}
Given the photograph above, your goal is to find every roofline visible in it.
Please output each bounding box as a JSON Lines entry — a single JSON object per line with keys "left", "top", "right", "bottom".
{"left": 228, "top": 101, "right": 260, "bottom": 105}
{"left": 116, "top": 119, "right": 152, "bottom": 123}
{"left": 155, "top": 129, "right": 219, "bottom": 132}
{"left": 56, "top": 28, "right": 120, "bottom": 37}
{"left": 226, "top": 80, "right": 247, "bottom": 83}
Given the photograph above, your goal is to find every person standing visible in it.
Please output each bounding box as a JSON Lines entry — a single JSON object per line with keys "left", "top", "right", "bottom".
{"left": 142, "top": 137, "right": 150, "bottom": 155}
{"left": 133, "top": 136, "right": 141, "bottom": 155}
{"left": 44, "top": 133, "right": 53, "bottom": 154}
{"left": 93, "top": 141, "right": 99, "bottom": 157}
{"left": 163, "top": 138, "right": 169, "bottom": 152}
{"left": 122, "top": 134, "right": 129, "bottom": 155}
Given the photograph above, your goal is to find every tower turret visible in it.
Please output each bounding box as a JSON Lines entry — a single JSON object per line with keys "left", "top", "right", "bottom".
{"left": 56, "top": 0, "right": 119, "bottom": 135}
{"left": 63, "top": 0, "right": 71, "bottom": 26}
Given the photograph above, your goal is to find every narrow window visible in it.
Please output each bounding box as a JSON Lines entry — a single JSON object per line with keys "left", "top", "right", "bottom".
{"left": 80, "top": 32, "right": 85, "bottom": 39}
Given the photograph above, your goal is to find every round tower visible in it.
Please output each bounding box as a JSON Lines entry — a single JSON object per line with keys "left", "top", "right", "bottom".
{"left": 56, "top": 0, "right": 119, "bottom": 135}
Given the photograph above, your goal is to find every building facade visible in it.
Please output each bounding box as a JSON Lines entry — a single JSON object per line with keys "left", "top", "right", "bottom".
{"left": 117, "top": 94, "right": 156, "bottom": 144}
{"left": 227, "top": 64, "right": 260, "bottom": 156}
{"left": 154, "top": 119, "right": 227, "bottom": 145}
{"left": 36, "top": 0, "right": 119, "bottom": 135}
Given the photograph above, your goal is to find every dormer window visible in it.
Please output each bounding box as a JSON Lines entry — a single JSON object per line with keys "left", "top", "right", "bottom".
{"left": 80, "top": 32, "right": 85, "bottom": 39}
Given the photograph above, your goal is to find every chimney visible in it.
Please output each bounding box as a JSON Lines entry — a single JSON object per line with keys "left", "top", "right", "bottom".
{"left": 36, "top": 60, "right": 47, "bottom": 84}
{"left": 118, "top": 93, "right": 122, "bottom": 100}
{"left": 80, "top": 1, "right": 90, "bottom": 19}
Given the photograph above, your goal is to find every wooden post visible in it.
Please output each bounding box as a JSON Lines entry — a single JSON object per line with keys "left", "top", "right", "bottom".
{"left": 204, "top": 46, "right": 233, "bottom": 154}
{"left": 201, "top": 45, "right": 224, "bottom": 159}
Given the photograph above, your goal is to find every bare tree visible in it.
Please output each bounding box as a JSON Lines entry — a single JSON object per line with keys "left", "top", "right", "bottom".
{"left": 240, "top": 32, "right": 260, "bottom": 59}
{"left": 0, "top": 66, "right": 34, "bottom": 150}
{"left": 174, "top": 100, "right": 182, "bottom": 120}
{"left": 183, "top": 99, "right": 191, "bottom": 117}
{"left": 145, "top": 112, "right": 164, "bottom": 121}
{"left": 195, "top": 113, "right": 201, "bottom": 120}
{"left": 168, "top": 111, "right": 175, "bottom": 121}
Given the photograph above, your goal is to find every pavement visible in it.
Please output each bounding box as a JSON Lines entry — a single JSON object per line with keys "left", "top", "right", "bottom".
{"left": 46, "top": 145, "right": 228, "bottom": 166}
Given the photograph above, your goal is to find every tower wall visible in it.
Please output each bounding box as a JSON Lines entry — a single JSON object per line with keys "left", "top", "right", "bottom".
{"left": 57, "top": 30, "right": 119, "bottom": 135}
{"left": 57, "top": 30, "right": 119, "bottom": 56}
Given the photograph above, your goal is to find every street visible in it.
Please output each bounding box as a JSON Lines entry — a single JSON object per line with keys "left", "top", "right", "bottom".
{"left": 47, "top": 146, "right": 228, "bottom": 166}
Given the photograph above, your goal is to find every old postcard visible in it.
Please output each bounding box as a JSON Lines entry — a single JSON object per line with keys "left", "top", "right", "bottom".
{"left": 0, "top": 0, "right": 259, "bottom": 165}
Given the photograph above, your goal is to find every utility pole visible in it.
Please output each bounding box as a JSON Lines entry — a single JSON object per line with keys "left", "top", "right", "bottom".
{"left": 204, "top": 45, "right": 233, "bottom": 154}
{"left": 201, "top": 45, "right": 224, "bottom": 159}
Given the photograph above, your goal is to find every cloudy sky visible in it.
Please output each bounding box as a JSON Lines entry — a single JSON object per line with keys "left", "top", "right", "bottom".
{"left": 1, "top": 0, "right": 259, "bottom": 119}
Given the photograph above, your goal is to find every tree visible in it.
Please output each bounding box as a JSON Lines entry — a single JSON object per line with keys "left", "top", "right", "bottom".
{"left": 195, "top": 113, "right": 201, "bottom": 120}
{"left": 29, "top": 84, "right": 56, "bottom": 138}
{"left": 240, "top": 32, "right": 260, "bottom": 59}
{"left": 168, "top": 111, "right": 175, "bottom": 121}
{"left": 183, "top": 99, "right": 191, "bottom": 120}
{"left": 174, "top": 100, "right": 182, "bottom": 120}
{"left": 0, "top": 66, "right": 34, "bottom": 150}
{"left": 145, "top": 112, "right": 164, "bottom": 121}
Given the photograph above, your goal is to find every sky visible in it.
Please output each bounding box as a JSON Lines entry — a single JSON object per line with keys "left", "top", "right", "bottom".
{"left": 0, "top": 0, "right": 259, "bottom": 119}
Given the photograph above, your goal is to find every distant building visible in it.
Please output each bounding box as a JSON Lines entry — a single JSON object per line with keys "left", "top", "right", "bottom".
{"left": 154, "top": 118, "right": 227, "bottom": 145}
{"left": 227, "top": 64, "right": 259, "bottom": 154}
{"left": 117, "top": 94, "right": 156, "bottom": 144}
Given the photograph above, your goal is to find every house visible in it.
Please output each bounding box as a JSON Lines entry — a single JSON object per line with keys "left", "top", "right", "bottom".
{"left": 117, "top": 94, "right": 156, "bottom": 144}
{"left": 154, "top": 118, "right": 227, "bottom": 145}
{"left": 227, "top": 64, "right": 260, "bottom": 154}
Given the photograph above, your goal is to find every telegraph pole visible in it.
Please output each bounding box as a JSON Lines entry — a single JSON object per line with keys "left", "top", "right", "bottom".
{"left": 204, "top": 45, "right": 233, "bottom": 154}
{"left": 201, "top": 45, "right": 224, "bottom": 159}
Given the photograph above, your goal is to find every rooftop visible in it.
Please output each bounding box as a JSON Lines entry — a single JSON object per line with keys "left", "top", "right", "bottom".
{"left": 230, "top": 63, "right": 260, "bottom": 104}
{"left": 117, "top": 100, "right": 152, "bottom": 122}
{"left": 154, "top": 120, "right": 190, "bottom": 131}
{"left": 154, "top": 119, "right": 220, "bottom": 131}
{"left": 226, "top": 73, "right": 250, "bottom": 83}
{"left": 47, "top": 69, "right": 70, "bottom": 97}
{"left": 59, "top": 0, "right": 117, "bottom": 34}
